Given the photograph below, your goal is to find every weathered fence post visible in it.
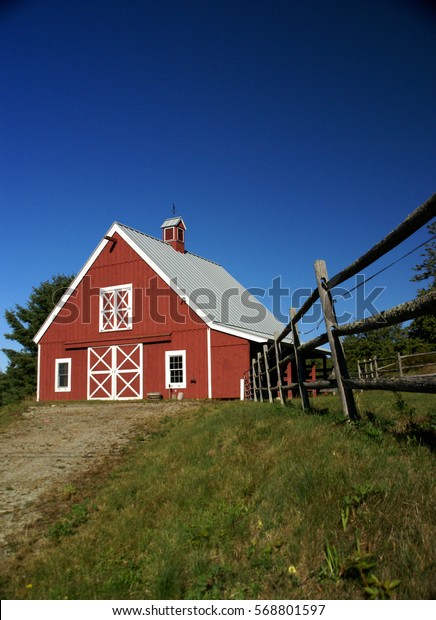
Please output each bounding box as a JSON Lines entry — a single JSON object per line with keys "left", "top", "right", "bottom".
{"left": 373, "top": 356, "right": 378, "bottom": 379}
{"left": 397, "top": 352, "right": 403, "bottom": 377}
{"left": 290, "top": 307, "right": 311, "bottom": 411}
{"left": 251, "top": 358, "right": 258, "bottom": 402}
{"left": 257, "top": 352, "right": 264, "bottom": 403}
{"left": 357, "top": 360, "right": 362, "bottom": 379}
{"left": 322, "top": 356, "right": 327, "bottom": 381}
{"left": 274, "top": 332, "right": 285, "bottom": 405}
{"left": 263, "top": 344, "right": 273, "bottom": 403}
{"left": 314, "top": 260, "right": 359, "bottom": 421}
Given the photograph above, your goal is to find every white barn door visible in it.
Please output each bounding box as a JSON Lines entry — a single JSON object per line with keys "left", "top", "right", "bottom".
{"left": 88, "top": 344, "right": 143, "bottom": 400}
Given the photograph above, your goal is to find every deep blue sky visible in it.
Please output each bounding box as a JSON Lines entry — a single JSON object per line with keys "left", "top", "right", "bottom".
{"left": 1, "top": 0, "right": 435, "bottom": 370}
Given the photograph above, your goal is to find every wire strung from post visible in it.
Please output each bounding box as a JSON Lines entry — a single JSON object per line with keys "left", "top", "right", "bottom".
{"left": 341, "top": 234, "right": 436, "bottom": 298}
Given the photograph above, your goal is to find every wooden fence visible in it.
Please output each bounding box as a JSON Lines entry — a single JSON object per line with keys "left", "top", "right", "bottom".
{"left": 358, "top": 351, "right": 436, "bottom": 379}
{"left": 245, "top": 193, "right": 436, "bottom": 420}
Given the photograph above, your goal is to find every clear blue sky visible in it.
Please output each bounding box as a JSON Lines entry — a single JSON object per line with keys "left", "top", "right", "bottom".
{"left": 1, "top": 0, "right": 435, "bottom": 370}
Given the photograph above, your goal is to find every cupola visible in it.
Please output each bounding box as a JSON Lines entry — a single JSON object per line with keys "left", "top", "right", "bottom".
{"left": 161, "top": 217, "right": 186, "bottom": 253}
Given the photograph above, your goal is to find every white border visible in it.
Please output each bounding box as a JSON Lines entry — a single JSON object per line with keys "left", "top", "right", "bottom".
{"left": 165, "top": 349, "right": 186, "bottom": 389}
{"left": 36, "top": 343, "right": 41, "bottom": 402}
{"left": 99, "top": 283, "right": 133, "bottom": 332}
{"left": 115, "top": 343, "right": 143, "bottom": 400}
{"left": 2, "top": 599, "right": 436, "bottom": 620}
{"left": 207, "top": 328, "right": 212, "bottom": 399}
{"left": 34, "top": 234, "right": 110, "bottom": 343}
{"left": 87, "top": 346, "right": 113, "bottom": 400}
{"left": 87, "top": 344, "right": 143, "bottom": 400}
{"left": 164, "top": 227, "right": 175, "bottom": 241}
{"left": 54, "top": 358, "right": 72, "bottom": 392}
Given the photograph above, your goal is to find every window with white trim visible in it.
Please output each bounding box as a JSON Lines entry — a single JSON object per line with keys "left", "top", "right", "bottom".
{"left": 55, "top": 358, "right": 71, "bottom": 392}
{"left": 165, "top": 350, "right": 186, "bottom": 389}
{"left": 100, "top": 284, "right": 132, "bottom": 332}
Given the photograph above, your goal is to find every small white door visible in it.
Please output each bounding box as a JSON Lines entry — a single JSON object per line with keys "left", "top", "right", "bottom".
{"left": 88, "top": 344, "right": 143, "bottom": 400}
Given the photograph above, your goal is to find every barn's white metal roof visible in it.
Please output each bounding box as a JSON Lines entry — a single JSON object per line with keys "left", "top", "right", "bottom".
{"left": 34, "top": 220, "right": 289, "bottom": 344}
{"left": 117, "top": 222, "right": 286, "bottom": 341}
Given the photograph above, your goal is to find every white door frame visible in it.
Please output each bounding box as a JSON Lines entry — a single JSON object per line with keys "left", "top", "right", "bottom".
{"left": 88, "top": 344, "right": 143, "bottom": 400}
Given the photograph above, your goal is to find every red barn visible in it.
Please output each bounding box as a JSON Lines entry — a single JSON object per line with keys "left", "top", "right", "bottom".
{"left": 34, "top": 217, "right": 286, "bottom": 401}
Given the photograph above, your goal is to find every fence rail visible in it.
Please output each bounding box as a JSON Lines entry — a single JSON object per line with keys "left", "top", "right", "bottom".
{"left": 245, "top": 193, "right": 436, "bottom": 420}
{"left": 358, "top": 351, "right": 436, "bottom": 379}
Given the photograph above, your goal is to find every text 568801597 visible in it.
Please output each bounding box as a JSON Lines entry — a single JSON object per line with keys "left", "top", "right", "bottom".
{"left": 253, "top": 606, "right": 325, "bottom": 616}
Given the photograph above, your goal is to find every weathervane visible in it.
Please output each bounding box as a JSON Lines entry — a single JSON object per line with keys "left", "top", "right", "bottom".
{"left": 172, "top": 203, "right": 176, "bottom": 216}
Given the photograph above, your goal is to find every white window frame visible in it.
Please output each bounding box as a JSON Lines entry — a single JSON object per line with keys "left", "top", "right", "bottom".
{"left": 164, "top": 227, "right": 175, "bottom": 241}
{"left": 55, "top": 358, "right": 71, "bottom": 392}
{"left": 99, "top": 284, "right": 133, "bottom": 332}
{"left": 165, "top": 350, "right": 186, "bottom": 389}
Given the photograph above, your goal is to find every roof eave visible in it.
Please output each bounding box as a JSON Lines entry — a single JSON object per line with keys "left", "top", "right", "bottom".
{"left": 34, "top": 222, "right": 123, "bottom": 344}
{"left": 207, "top": 321, "right": 288, "bottom": 343}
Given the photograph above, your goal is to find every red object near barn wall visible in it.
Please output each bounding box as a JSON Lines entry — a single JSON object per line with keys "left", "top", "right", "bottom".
{"left": 210, "top": 330, "right": 250, "bottom": 399}
{"left": 37, "top": 231, "right": 253, "bottom": 401}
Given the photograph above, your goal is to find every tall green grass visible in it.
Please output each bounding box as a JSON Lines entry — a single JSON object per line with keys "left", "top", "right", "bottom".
{"left": 0, "top": 399, "right": 35, "bottom": 430}
{"left": 310, "top": 391, "right": 435, "bottom": 449}
{"left": 1, "top": 397, "right": 434, "bottom": 600}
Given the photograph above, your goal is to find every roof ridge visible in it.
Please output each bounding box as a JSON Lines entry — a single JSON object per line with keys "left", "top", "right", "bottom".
{"left": 185, "top": 251, "right": 221, "bottom": 266}
{"left": 116, "top": 222, "right": 221, "bottom": 266}
{"left": 115, "top": 221, "right": 163, "bottom": 244}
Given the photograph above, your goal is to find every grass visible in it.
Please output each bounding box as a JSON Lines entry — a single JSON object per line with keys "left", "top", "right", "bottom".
{"left": 310, "top": 391, "right": 436, "bottom": 449}
{"left": 0, "top": 398, "right": 36, "bottom": 431}
{"left": 0, "top": 394, "right": 435, "bottom": 600}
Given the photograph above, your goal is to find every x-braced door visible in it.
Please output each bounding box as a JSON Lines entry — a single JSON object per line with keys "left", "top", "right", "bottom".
{"left": 88, "top": 344, "right": 143, "bottom": 400}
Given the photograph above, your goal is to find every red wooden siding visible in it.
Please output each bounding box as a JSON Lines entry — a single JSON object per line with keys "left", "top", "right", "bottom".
{"left": 38, "top": 232, "right": 250, "bottom": 401}
{"left": 210, "top": 330, "right": 250, "bottom": 399}
{"left": 38, "top": 344, "right": 87, "bottom": 401}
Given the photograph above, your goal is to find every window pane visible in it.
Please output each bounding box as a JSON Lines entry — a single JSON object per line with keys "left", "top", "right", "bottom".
{"left": 171, "top": 369, "right": 183, "bottom": 383}
{"left": 115, "top": 289, "right": 131, "bottom": 329}
{"left": 58, "top": 362, "right": 69, "bottom": 387}
{"left": 169, "top": 355, "right": 183, "bottom": 384}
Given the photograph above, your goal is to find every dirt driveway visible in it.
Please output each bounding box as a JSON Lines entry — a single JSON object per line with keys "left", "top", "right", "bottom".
{"left": 0, "top": 400, "right": 197, "bottom": 557}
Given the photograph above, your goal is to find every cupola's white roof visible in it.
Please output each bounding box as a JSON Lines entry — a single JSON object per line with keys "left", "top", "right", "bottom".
{"left": 161, "top": 217, "right": 186, "bottom": 228}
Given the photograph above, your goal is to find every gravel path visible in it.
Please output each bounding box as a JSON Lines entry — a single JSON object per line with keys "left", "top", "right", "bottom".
{"left": 0, "top": 400, "right": 196, "bottom": 556}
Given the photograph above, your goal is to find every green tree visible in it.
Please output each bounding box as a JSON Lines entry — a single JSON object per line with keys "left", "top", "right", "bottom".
{"left": 0, "top": 370, "right": 6, "bottom": 407}
{"left": 343, "top": 223, "right": 436, "bottom": 369}
{"left": 408, "top": 221, "right": 436, "bottom": 348}
{"left": 408, "top": 313, "right": 436, "bottom": 350}
{"left": 1, "top": 273, "right": 74, "bottom": 404}
{"left": 410, "top": 221, "right": 436, "bottom": 288}
{"left": 343, "top": 324, "right": 410, "bottom": 374}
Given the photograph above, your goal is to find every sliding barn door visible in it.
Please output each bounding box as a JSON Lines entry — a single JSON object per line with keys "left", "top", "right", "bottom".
{"left": 88, "top": 344, "right": 143, "bottom": 400}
